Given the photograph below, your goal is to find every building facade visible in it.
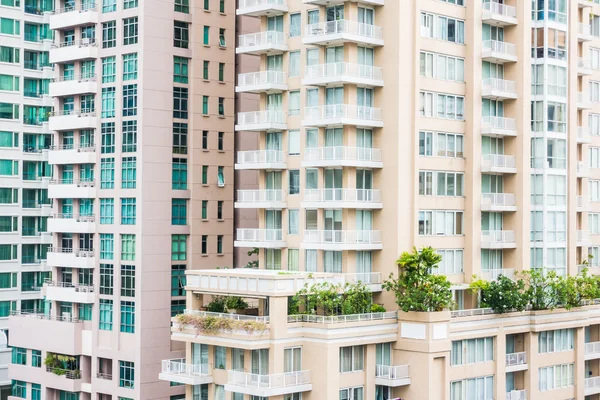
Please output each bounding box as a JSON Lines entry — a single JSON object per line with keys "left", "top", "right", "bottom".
{"left": 6, "top": 0, "right": 236, "bottom": 398}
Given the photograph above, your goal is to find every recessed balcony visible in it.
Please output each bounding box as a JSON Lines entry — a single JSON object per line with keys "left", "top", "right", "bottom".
{"left": 579, "top": 23, "right": 594, "bottom": 42}
{"left": 585, "top": 376, "right": 600, "bottom": 396}
{"left": 48, "top": 214, "right": 95, "bottom": 234}
{"left": 48, "top": 144, "right": 96, "bottom": 165}
{"left": 48, "top": 179, "right": 96, "bottom": 198}
{"left": 481, "top": 78, "right": 517, "bottom": 100}
{"left": 236, "top": 0, "right": 288, "bottom": 16}
{"left": 578, "top": 127, "right": 592, "bottom": 144}
{"left": 578, "top": 161, "right": 590, "bottom": 178}
{"left": 578, "top": 92, "right": 593, "bottom": 110}
{"left": 481, "top": 1, "right": 517, "bottom": 26}
{"left": 302, "top": 146, "right": 382, "bottom": 168}
{"left": 49, "top": 4, "right": 98, "bottom": 30}
{"left": 301, "top": 230, "right": 382, "bottom": 251}
{"left": 235, "top": 111, "right": 287, "bottom": 132}
{"left": 302, "top": 63, "right": 383, "bottom": 87}
{"left": 506, "top": 390, "right": 527, "bottom": 400}
{"left": 303, "top": 0, "right": 383, "bottom": 5}
{"left": 236, "top": 31, "right": 287, "bottom": 55}
{"left": 374, "top": 365, "right": 410, "bottom": 387}
{"left": 50, "top": 39, "right": 98, "bottom": 63}
{"left": 302, "top": 189, "right": 382, "bottom": 209}
{"left": 303, "top": 20, "right": 383, "bottom": 47}
{"left": 481, "top": 116, "right": 517, "bottom": 137}
{"left": 235, "top": 150, "right": 286, "bottom": 170}
{"left": 578, "top": 196, "right": 590, "bottom": 212}
{"left": 481, "top": 154, "right": 517, "bottom": 174}
{"left": 302, "top": 105, "right": 383, "bottom": 128}
{"left": 586, "top": 341, "right": 600, "bottom": 360}
{"left": 481, "top": 193, "right": 517, "bottom": 211}
{"left": 43, "top": 281, "right": 95, "bottom": 304}
{"left": 235, "top": 190, "right": 286, "bottom": 209}
{"left": 481, "top": 40, "right": 517, "bottom": 63}
{"left": 236, "top": 71, "right": 287, "bottom": 94}
{"left": 47, "top": 247, "right": 95, "bottom": 269}
{"left": 505, "top": 352, "right": 527, "bottom": 372}
{"left": 578, "top": 230, "right": 592, "bottom": 247}
{"left": 235, "top": 228, "right": 285, "bottom": 248}
{"left": 481, "top": 268, "right": 515, "bottom": 281}
{"left": 480, "top": 230, "right": 516, "bottom": 249}
{"left": 225, "top": 370, "right": 312, "bottom": 397}
{"left": 579, "top": 58, "right": 593, "bottom": 76}
{"left": 158, "top": 359, "right": 213, "bottom": 386}
{"left": 48, "top": 110, "right": 96, "bottom": 131}
{"left": 49, "top": 74, "right": 97, "bottom": 97}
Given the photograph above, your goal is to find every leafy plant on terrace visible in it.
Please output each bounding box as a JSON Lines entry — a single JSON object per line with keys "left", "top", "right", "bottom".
{"left": 293, "top": 281, "right": 373, "bottom": 316}
{"left": 175, "top": 314, "right": 267, "bottom": 336}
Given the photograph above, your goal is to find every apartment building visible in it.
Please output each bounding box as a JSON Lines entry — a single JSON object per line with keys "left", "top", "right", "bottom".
{"left": 158, "top": 0, "right": 600, "bottom": 399}
{"left": 5, "top": 0, "right": 236, "bottom": 398}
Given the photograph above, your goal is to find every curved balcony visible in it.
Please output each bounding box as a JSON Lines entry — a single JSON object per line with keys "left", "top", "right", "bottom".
{"left": 302, "top": 63, "right": 383, "bottom": 87}
{"left": 302, "top": 230, "right": 382, "bottom": 251}
{"left": 235, "top": 190, "right": 286, "bottom": 209}
{"left": 48, "top": 213, "right": 95, "bottom": 234}
{"left": 48, "top": 144, "right": 96, "bottom": 165}
{"left": 158, "top": 359, "right": 213, "bottom": 386}
{"left": 235, "top": 229, "right": 285, "bottom": 248}
{"left": 302, "top": 189, "right": 382, "bottom": 209}
{"left": 481, "top": 116, "right": 516, "bottom": 137}
{"left": 50, "top": 3, "right": 98, "bottom": 30}
{"left": 225, "top": 370, "right": 311, "bottom": 397}
{"left": 302, "top": 105, "right": 383, "bottom": 128}
{"left": 481, "top": 40, "right": 517, "bottom": 63}
{"left": 48, "top": 178, "right": 96, "bottom": 199}
{"left": 235, "top": 110, "right": 287, "bottom": 132}
{"left": 237, "top": 31, "right": 287, "bottom": 55}
{"left": 236, "top": 0, "right": 288, "bottom": 16}
{"left": 481, "top": 230, "right": 516, "bottom": 249}
{"left": 49, "top": 74, "right": 97, "bottom": 97}
{"left": 49, "top": 109, "right": 96, "bottom": 131}
{"left": 374, "top": 365, "right": 410, "bottom": 387}
{"left": 302, "top": 146, "right": 382, "bottom": 168}
{"left": 481, "top": 193, "right": 516, "bottom": 211}
{"left": 236, "top": 71, "right": 287, "bottom": 93}
{"left": 303, "top": 20, "right": 383, "bottom": 47}
{"left": 235, "top": 150, "right": 286, "bottom": 170}
{"left": 481, "top": 78, "right": 517, "bottom": 100}
{"left": 47, "top": 247, "right": 95, "bottom": 269}
{"left": 481, "top": 2, "right": 517, "bottom": 26}
{"left": 481, "top": 154, "right": 517, "bottom": 174}
{"left": 50, "top": 39, "right": 98, "bottom": 63}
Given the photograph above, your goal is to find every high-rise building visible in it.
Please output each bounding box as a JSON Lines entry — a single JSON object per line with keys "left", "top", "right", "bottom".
{"left": 6, "top": 0, "right": 236, "bottom": 398}
{"left": 158, "top": 0, "right": 600, "bottom": 399}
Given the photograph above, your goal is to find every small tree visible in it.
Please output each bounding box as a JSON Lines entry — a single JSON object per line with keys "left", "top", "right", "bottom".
{"left": 341, "top": 282, "right": 371, "bottom": 315}
{"left": 383, "top": 247, "right": 453, "bottom": 312}
{"left": 521, "top": 269, "right": 562, "bottom": 310}
{"left": 470, "top": 275, "right": 528, "bottom": 314}
{"left": 244, "top": 248, "right": 259, "bottom": 269}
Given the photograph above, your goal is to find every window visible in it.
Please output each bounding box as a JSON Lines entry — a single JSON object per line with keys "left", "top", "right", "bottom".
{"left": 100, "top": 264, "right": 113, "bottom": 295}
{"left": 0, "top": 46, "right": 19, "bottom": 64}
{"left": 0, "top": 103, "right": 18, "bottom": 120}
{"left": 339, "top": 387, "right": 363, "bottom": 400}
{"left": 123, "top": 17, "right": 138, "bottom": 45}
{"left": 11, "top": 380, "right": 26, "bottom": 398}
{"left": 119, "top": 361, "right": 135, "bottom": 388}
{"left": 172, "top": 235, "right": 187, "bottom": 261}
{"left": 121, "top": 120, "right": 137, "bottom": 152}
{"left": 538, "top": 329, "right": 574, "bottom": 353}
{"left": 0, "top": 245, "right": 16, "bottom": 261}
{"left": 201, "top": 200, "right": 208, "bottom": 219}
{"left": 98, "top": 299, "right": 113, "bottom": 331}
{"left": 289, "top": 51, "right": 300, "bottom": 77}
{"left": 339, "top": 345, "right": 364, "bottom": 373}
{"left": 121, "top": 265, "right": 135, "bottom": 297}
{"left": 215, "top": 347, "right": 226, "bottom": 369}
{"left": 419, "top": 91, "right": 465, "bottom": 120}
{"left": 0, "top": 18, "right": 20, "bottom": 36}
{"left": 420, "top": 12, "right": 465, "bottom": 44}
{"left": 450, "top": 376, "right": 494, "bottom": 400}
{"left": 174, "top": 57, "right": 189, "bottom": 83}
{"left": 202, "top": 166, "right": 208, "bottom": 184}
{"left": 102, "top": 21, "right": 116, "bottom": 48}
{"left": 199, "top": 131, "right": 209, "bottom": 149}
{"left": 217, "top": 201, "right": 223, "bottom": 219}
{"left": 287, "top": 209, "right": 299, "bottom": 235}
{"left": 100, "top": 234, "right": 114, "bottom": 259}
{"left": 219, "top": 63, "right": 224, "bottom": 82}
{"left": 173, "top": 87, "right": 188, "bottom": 119}
{"left": 101, "top": 87, "right": 115, "bottom": 118}
{"left": 289, "top": 170, "right": 300, "bottom": 194}
{"left": 31, "top": 350, "right": 41, "bottom": 367}
{"left": 100, "top": 198, "right": 114, "bottom": 224}
{"left": 172, "top": 199, "right": 187, "bottom": 225}
{"left": 420, "top": 51, "right": 465, "bottom": 82}
{"left": 123, "top": 84, "right": 137, "bottom": 116}
{"left": 172, "top": 158, "right": 188, "bottom": 189}
{"left": 121, "top": 234, "right": 136, "bottom": 261}
{"left": 100, "top": 157, "right": 115, "bottom": 189}
{"left": 201, "top": 235, "right": 208, "bottom": 255}
{"left": 11, "top": 347, "right": 25, "bottom": 365}
{"left": 171, "top": 299, "right": 185, "bottom": 316}
{"left": 173, "top": 123, "right": 188, "bottom": 154}
{"left": 436, "top": 249, "right": 464, "bottom": 275}
{"left": 0, "top": 300, "right": 15, "bottom": 316}
{"left": 171, "top": 265, "right": 186, "bottom": 296}
{"left": 123, "top": 0, "right": 137, "bottom": 8}
{"left": 120, "top": 302, "right": 135, "bottom": 333}
{"left": 100, "top": 123, "right": 115, "bottom": 153}
{"left": 203, "top": 25, "right": 210, "bottom": 45}
{"left": 0, "top": 75, "right": 18, "bottom": 92}
{"left": 122, "top": 156, "right": 136, "bottom": 189}
{"left": 538, "top": 363, "right": 574, "bottom": 391}
{"left": 203, "top": 61, "right": 209, "bottom": 79}
{"left": 123, "top": 53, "right": 137, "bottom": 80}
{"left": 218, "top": 97, "right": 225, "bottom": 116}
{"left": 174, "top": 21, "right": 189, "bottom": 48}
{"left": 218, "top": 132, "right": 224, "bottom": 150}
{"left": 0, "top": 217, "right": 16, "bottom": 233}
{"left": 0, "top": 131, "right": 17, "bottom": 148}
{"left": 219, "top": 0, "right": 224, "bottom": 12}
{"left": 289, "top": 91, "right": 300, "bottom": 116}
{"left": 419, "top": 171, "right": 464, "bottom": 196}
{"left": 290, "top": 13, "right": 301, "bottom": 37}
{"left": 203, "top": 0, "right": 209, "bottom": 10}
{"left": 418, "top": 210, "right": 464, "bottom": 236}
{"left": 219, "top": 28, "right": 226, "bottom": 47}
{"left": 451, "top": 337, "right": 494, "bottom": 366}
{"left": 102, "top": 56, "right": 116, "bottom": 83}
{"left": 217, "top": 235, "right": 223, "bottom": 254}
{"left": 121, "top": 198, "right": 136, "bottom": 225}
{"left": 175, "top": 0, "right": 189, "bottom": 12}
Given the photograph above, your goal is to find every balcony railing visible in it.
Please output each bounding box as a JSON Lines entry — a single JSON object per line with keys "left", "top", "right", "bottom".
{"left": 237, "top": 150, "right": 285, "bottom": 165}
{"left": 49, "top": 246, "right": 94, "bottom": 257}
{"left": 481, "top": 268, "right": 515, "bottom": 281}
{"left": 97, "top": 372, "right": 112, "bottom": 380}
{"left": 304, "top": 189, "right": 381, "bottom": 204}
{"left": 45, "top": 281, "right": 95, "bottom": 293}
{"left": 50, "top": 109, "right": 96, "bottom": 118}
{"left": 238, "top": 31, "right": 285, "bottom": 48}
{"left": 579, "top": 127, "right": 591, "bottom": 141}
{"left": 237, "top": 190, "right": 284, "bottom": 203}
{"left": 52, "top": 74, "right": 97, "bottom": 83}
{"left": 53, "top": 2, "right": 96, "bottom": 13}
{"left": 238, "top": 71, "right": 286, "bottom": 86}
{"left": 304, "top": 105, "right": 382, "bottom": 122}
{"left": 482, "top": 78, "right": 516, "bottom": 94}
{"left": 586, "top": 376, "right": 600, "bottom": 390}
{"left": 46, "top": 366, "right": 81, "bottom": 379}
{"left": 506, "top": 390, "right": 527, "bottom": 400}
{"left": 303, "top": 230, "right": 381, "bottom": 245}
{"left": 482, "top": 154, "right": 516, "bottom": 169}
{"left": 578, "top": 92, "right": 591, "bottom": 105}
{"left": 52, "top": 38, "right": 97, "bottom": 49}
{"left": 183, "top": 310, "right": 270, "bottom": 323}
{"left": 580, "top": 23, "right": 592, "bottom": 36}
{"left": 239, "top": 0, "right": 285, "bottom": 6}
{"left": 481, "top": 230, "right": 516, "bottom": 245}
{"left": 482, "top": 1, "right": 517, "bottom": 18}
{"left": 578, "top": 230, "right": 591, "bottom": 244}
{"left": 10, "top": 310, "right": 83, "bottom": 322}
{"left": 579, "top": 57, "right": 592, "bottom": 70}
{"left": 51, "top": 213, "right": 95, "bottom": 222}
{"left": 227, "top": 370, "right": 310, "bottom": 390}
{"left": 481, "top": 193, "right": 516, "bottom": 208}
{"left": 506, "top": 352, "right": 526, "bottom": 366}
{"left": 236, "top": 229, "right": 283, "bottom": 242}
{"left": 586, "top": 341, "right": 600, "bottom": 355}
{"left": 49, "top": 178, "right": 95, "bottom": 186}
{"left": 237, "top": 110, "right": 286, "bottom": 125}
{"left": 304, "top": 146, "right": 382, "bottom": 163}
{"left": 482, "top": 40, "right": 517, "bottom": 57}
{"left": 343, "top": 272, "right": 382, "bottom": 285}
{"left": 450, "top": 308, "right": 495, "bottom": 318}
{"left": 305, "top": 20, "right": 383, "bottom": 41}
{"left": 304, "top": 63, "right": 383, "bottom": 82}
{"left": 578, "top": 161, "right": 589, "bottom": 175}
{"left": 375, "top": 365, "right": 410, "bottom": 380}
{"left": 49, "top": 144, "right": 95, "bottom": 152}
{"left": 161, "top": 359, "right": 211, "bottom": 378}
{"left": 287, "top": 311, "right": 396, "bottom": 324}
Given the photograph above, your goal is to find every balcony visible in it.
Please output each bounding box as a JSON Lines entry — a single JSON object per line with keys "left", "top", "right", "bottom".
{"left": 235, "top": 150, "right": 286, "bottom": 170}
{"left": 235, "top": 111, "right": 287, "bottom": 131}
{"left": 302, "top": 105, "right": 383, "bottom": 128}
{"left": 481, "top": 193, "right": 517, "bottom": 211}
{"left": 579, "top": 23, "right": 594, "bottom": 42}
{"left": 481, "top": 1, "right": 517, "bottom": 26}
{"left": 481, "top": 230, "right": 516, "bottom": 249}
{"left": 481, "top": 154, "right": 517, "bottom": 174}
{"left": 49, "top": 3, "right": 98, "bottom": 30}
{"left": 481, "top": 78, "right": 517, "bottom": 100}
{"left": 303, "top": 0, "right": 383, "bottom": 4}
{"left": 578, "top": 127, "right": 592, "bottom": 144}
{"left": 9, "top": 312, "right": 85, "bottom": 355}
{"left": 235, "top": 229, "right": 285, "bottom": 248}
{"left": 48, "top": 178, "right": 96, "bottom": 198}
{"left": 578, "top": 92, "right": 592, "bottom": 110}
{"left": 302, "top": 146, "right": 382, "bottom": 168}
{"left": 481, "top": 40, "right": 517, "bottom": 63}
{"left": 43, "top": 281, "right": 95, "bottom": 304}
{"left": 578, "top": 230, "right": 592, "bottom": 247}
{"left": 505, "top": 352, "right": 527, "bottom": 373}
{"left": 48, "top": 110, "right": 96, "bottom": 131}
{"left": 506, "top": 390, "right": 527, "bottom": 400}
{"left": 481, "top": 268, "right": 515, "bottom": 281}
{"left": 48, "top": 214, "right": 95, "bottom": 234}
{"left": 481, "top": 116, "right": 517, "bottom": 137}
{"left": 236, "top": 71, "right": 287, "bottom": 94}
{"left": 235, "top": 190, "right": 286, "bottom": 209}
{"left": 578, "top": 58, "right": 593, "bottom": 76}
{"left": 302, "top": 63, "right": 383, "bottom": 87}
{"left": 577, "top": 161, "right": 590, "bottom": 178}
{"left": 586, "top": 376, "right": 600, "bottom": 396}
{"left": 302, "top": 189, "right": 382, "bottom": 209}
{"left": 10, "top": 363, "right": 83, "bottom": 393}
{"left": 47, "top": 247, "right": 95, "bottom": 269}
{"left": 374, "top": 365, "right": 410, "bottom": 387}
{"left": 578, "top": 196, "right": 590, "bottom": 212}
{"left": 48, "top": 144, "right": 96, "bottom": 165}
{"left": 303, "top": 20, "right": 383, "bottom": 46}
{"left": 158, "top": 359, "right": 213, "bottom": 385}
{"left": 225, "top": 370, "right": 311, "bottom": 397}
{"left": 302, "top": 230, "right": 382, "bottom": 251}
{"left": 49, "top": 39, "right": 98, "bottom": 63}
{"left": 49, "top": 74, "right": 97, "bottom": 97}
{"left": 236, "top": 31, "right": 287, "bottom": 55}
{"left": 236, "top": 0, "right": 287, "bottom": 16}
{"left": 586, "top": 341, "right": 600, "bottom": 360}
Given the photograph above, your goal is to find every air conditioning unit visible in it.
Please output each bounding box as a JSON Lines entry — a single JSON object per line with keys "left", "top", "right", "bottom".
{"left": 62, "top": 312, "right": 71, "bottom": 322}
{"left": 81, "top": 38, "right": 90, "bottom": 45}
